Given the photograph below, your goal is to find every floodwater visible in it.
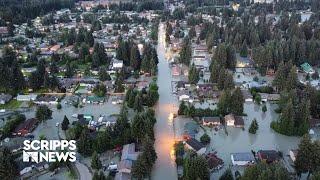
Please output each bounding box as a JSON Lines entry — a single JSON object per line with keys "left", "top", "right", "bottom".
{"left": 207, "top": 102, "right": 301, "bottom": 179}
{"left": 151, "top": 23, "right": 178, "bottom": 180}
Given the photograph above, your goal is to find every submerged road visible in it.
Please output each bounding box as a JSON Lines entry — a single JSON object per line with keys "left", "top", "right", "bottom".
{"left": 151, "top": 23, "right": 178, "bottom": 180}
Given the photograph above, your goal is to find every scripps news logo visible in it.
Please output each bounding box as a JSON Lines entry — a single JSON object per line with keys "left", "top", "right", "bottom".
{"left": 23, "top": 140, "right": 77, "bottom": 163}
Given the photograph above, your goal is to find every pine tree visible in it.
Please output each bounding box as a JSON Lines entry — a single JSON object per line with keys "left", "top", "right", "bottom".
{"left": 98, "top": 67, "right": 110, "bottom": 82}
{"left": 295, "top": 135, "right": 314, "bottom": 177}
{"left": 240, "top": 41, "right": 248, "bottom": 57}
{"left": 188, "top": 64, "right": 199, "bottom": 84}
{"left": 77, "top": 129, "right": 93, "bottom": 156}
{"left": 231, "top": 87, "right": 244, "bottom": 115}
{"left": 133, "top": 93, "right": 143, "bottom": 112}
{"left": 36, "top": 105, "right": 52, "bottom": 123}
{"left": 0, "top": 148, "right": 19, "bottom": 180}
{"left": 91, "top": 151, "right": 102, "bottom": 170}
{"left": 61, "top": 115, "right": 69, "bottom": 131}
{"left": 249, "top": 119, "right": 259, "bottom": 134}
{"left": 209, "top": 60, "right": 219, "bottom": 83}
{"left": 130, "top": 44, "right": 141, "bottom": 71}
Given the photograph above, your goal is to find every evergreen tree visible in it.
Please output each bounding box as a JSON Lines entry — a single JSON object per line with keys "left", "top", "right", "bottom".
{"left": 188, "top": 63, "right": 199, "bottom": 84}
{"left": 179, "top": 37, "right": 192, "bottom": 65}
{"left": 249, "top": 119, "right": 259, "bottom": 134}
{"left": 0, "top": 148, "right": 18, "bottom": 180}
{"left": 189, "top": 26, "right": 196, "bottom": 39}
{"left": 230, "top": 87, "right": 244, "bottom": 115}
{"left": 209, "top": 60, "right": 220, "bottom": 83}
{"left": 61, "top": 115, "right": 69, "bottom": 131}
{"left": 36, "top": 105, "right": 52, "bottom": 123}
{"left": 133, "top": 93, "right": 143, "bottom": 112}
{"left": 294, "top": 135, "right": 318, "bottom": 177}
{"left": 91, "top": 151, "right": 102, "bottom": 170}
{"left": 98, "top": 67, "right": 111, "bottom": 81}
{"left": 240, "top": 41, "right": 248, "bottom": 57}
{"left": 130, "top": 44, "right": 141, "bottom": 70}
{"left": 184, "top": 155, "right": 209, "bottom": 180}
{"left": 77, "top": 129, "right": 93, "bottom": 156}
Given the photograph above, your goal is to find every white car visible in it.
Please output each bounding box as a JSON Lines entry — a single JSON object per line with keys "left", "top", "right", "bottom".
{"left": 56, "top": 122, "right": 59, "bottom": 127}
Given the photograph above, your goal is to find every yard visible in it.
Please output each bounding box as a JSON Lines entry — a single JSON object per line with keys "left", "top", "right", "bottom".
{"left": 0, "top": 100, "right": 22, "bottom": 109}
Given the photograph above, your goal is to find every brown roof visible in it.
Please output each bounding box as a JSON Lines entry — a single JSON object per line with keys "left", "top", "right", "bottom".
{"left": 14, "top": 118, "right": 38, "bottom": 133}
{"left": 234, "top": 116, "right": 244, "bottom": 126}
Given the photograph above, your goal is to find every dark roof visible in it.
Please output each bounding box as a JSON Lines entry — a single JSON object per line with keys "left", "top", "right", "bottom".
{"left": 206, "top": 153, "right": 224, "bottom": 169}
{"left": 186, "top": 138, "right": 204, "bottom": 151}
{"left": 202, "top": 117, "right": 220, "bottom": 123}
{"left": 257, "top": 150, "right": 281, "bottom": 163}
{"left": 234, "top": 116, "right": 244, "bottom": 126}
{"left": 231, "top": 152, "right": 255, "bottom": 162}
{"left": 309, "top": 118, "right": 320, "bottom": 128}
{"left": 14, "top": 118, "right": 38, "bottom": 133}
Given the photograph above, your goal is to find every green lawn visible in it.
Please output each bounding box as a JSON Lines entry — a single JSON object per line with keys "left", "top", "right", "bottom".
{"left": 0, "top": 100, "right": 22, "bottom": 109}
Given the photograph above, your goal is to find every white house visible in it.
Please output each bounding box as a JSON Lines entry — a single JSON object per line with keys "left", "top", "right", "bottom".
{"left": 225, "top": 114, "right": 235, "bottom": 126}
{"left": 16, "top": 94, "right": 38, "bottom": 101}
{"left": 231, "top": 152, "right": 255, "bottom": 166}
{"left": 112, "top": 59, "right": 124, "bottom": 69}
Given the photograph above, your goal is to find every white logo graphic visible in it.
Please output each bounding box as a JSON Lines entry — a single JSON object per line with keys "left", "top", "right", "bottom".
{"left": 23, "top": 140, "right": 77, "bottom": 163}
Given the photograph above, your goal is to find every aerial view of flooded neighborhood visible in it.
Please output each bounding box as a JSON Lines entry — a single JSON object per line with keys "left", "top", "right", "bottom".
{"left": 0, "top": 0, "right": 320, "bottom": 180}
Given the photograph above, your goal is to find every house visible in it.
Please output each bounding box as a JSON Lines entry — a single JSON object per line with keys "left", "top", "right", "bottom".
{"left": 16, "top": 94, "right": 38, "bottom": 101}
{"left": 241, "top": 90, "right": 253, "bottom": 102}
{"left": 183, "top": 122, "right": 199, "bottom": 139}
{"left": 13, "top": 118, "right": 39, "bottom": 136}
{"left": 178, "top": 94, "right": 191, "bottom": 102}
{"left": 289, "top": 149, "right": 298, "bottom": 162}
{"left": 225, "top": 114, "right": 235, "bottom": 126}
{"left": 85, "top": 96, "right": 105, "bottom": 104}
{"left": 185, "top": 138, "right": 206, "bottom": 155}
{"left": 301, "top": 62, "right": 315, "bottom": 74}
{"left": 259, "top": 93, "right": 280, "bottom": 102}
{"left": 116, "top": 143, "right": 140, "bottom": 179}
{"left": 112, "top": 59, "right": 124, "bottom": 69}
{"left": 121, "top": 143, "right": 140, "bottom": 161}
{"left": 309, "top": 118, "right": 320, "bottom": 128}
{"left": 176, "top": 81, "right": 186, "bottom": 90}
{"left": 257, "top": 150, "right": 281, "bottom": 164}
{"left": 0, "top": 94, "right": 12, "bottom": 104}
{"left": 98, "top": 115, "right": 117, "bottom": 127}
{"left": 231, "top": 152, "right": 255, "bottom": 166}
{"left": 234, "top": 116, "right": 244, "bottom": 128}
{"left": 206, "top": 153, "right": 224, "bottom": 171}
{"left": 202, "top": 117, "right": 221, "bottom": 126}
{"left": 34, "top": 95, "right": 59, "bottom": 105}
{"left": 0, "top": 27, "right": 9, "bottom": 37}
{"left": 172, "top": 65, "right": 181, "bottom": 76}
{"left": 225, "top": 114, "right": 244, "bottom": 128}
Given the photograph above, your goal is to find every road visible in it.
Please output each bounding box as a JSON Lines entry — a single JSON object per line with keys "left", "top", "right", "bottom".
{"left": 75, "top": 161, "right": 92, "bottom": 180}
{"left": 151, "top": 23, "right": 178, "bottom": 180}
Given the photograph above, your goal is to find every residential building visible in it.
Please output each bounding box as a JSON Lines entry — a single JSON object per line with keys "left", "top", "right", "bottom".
{"left": 16, "top": 94, "right": 38, "bottom": 101}
{"left": 185, "top": 138, "right": 206, "bottom": 155}
{"left": 231, "top": 152, "right": 255, "bottom": 166}
{"left": 0, "top": 94, "right": 12, "bottom": 104}
{"left": 257, "top": 150, "right": 281, "bottom": 164}
{"left": 13, "top": 118, "right": 38, "bottom": 136}
{"left": 202, "top": 117, "right": 221, "bottom": 126}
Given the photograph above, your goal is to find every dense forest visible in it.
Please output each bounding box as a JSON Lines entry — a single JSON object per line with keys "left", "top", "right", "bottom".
{"left": 0, "top": 0, "right": 75, "bottom": 25}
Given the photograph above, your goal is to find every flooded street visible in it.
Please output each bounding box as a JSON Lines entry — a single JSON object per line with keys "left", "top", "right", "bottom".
{"left": 151, "top": 23, "right": 178, "bottom": 180}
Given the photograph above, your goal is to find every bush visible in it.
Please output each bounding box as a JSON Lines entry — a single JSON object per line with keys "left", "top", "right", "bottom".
{"left": 57, "top": 103, "right": 62, "bottom": 110}
{"left": 200, "top": 134, "right": 211, "bottom": 144}
{"left": 176, "top": 156, "right": 184, "bottom": 166}
{"left": 262, "top": 105, "right": 267, "bottom": 112}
